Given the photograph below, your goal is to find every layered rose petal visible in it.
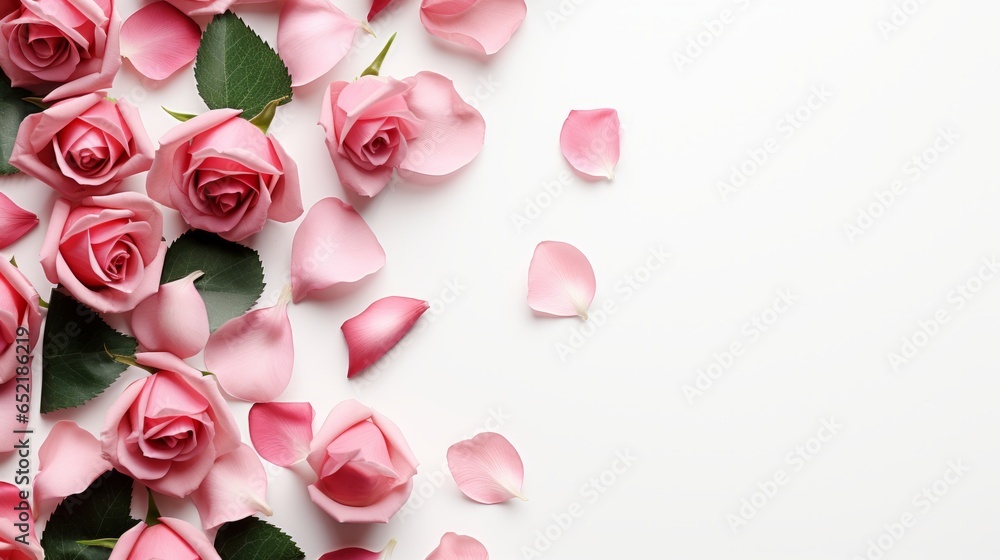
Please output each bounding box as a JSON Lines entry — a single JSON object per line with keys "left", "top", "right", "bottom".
{"left": 398, "top": 72, "right": 485, "bottom": 177}
{"left": 278, "top": 0, "right": 364, "bottom": 87}
{"left": 447, "top": 432, "right": 525, "bottom": 504}
{"left": 110, "top": 518, "right": 222, "bottom": 560}
{"left": 321, "top": 539, "right": 397, "bottom": 560}
{"left": 342, "top": 296, "right": 428, "bottom": 378}
{"left": 526, "top": 241, "right": 596, "bottom": 319}
{"left": 204, "top": 287, "right": 294, "bottom": 402}
{"left": 162, "top": 0, "right": 236, "bottom": 16}
{"left": 368, "top": 0, "right": 391, "bottom": 20}
{"left": 426, "top": 533, "right": 489, "bottom": 560}
{"left": 559, "top": 108, "right": 620, "bottom": 180}
{"left": 249, "top": 401, "right": 314, "bottom": 467}
{"left": 191, "top": 444, "right": 272, "bottom": 529}
{"left": 0, "top": 257, "right": 41, "bottom": 386}
{"left": 0, "top": 482, "right": 42, "bottom": 560}
{"left": 0, "top": 193, "right": 37, "bottom": 248}
{"left": 419, "top": 0, "right": 526, "bottom": 55}
{"left": 120, "top": 2, "right": 200, "bottom": 80}
{"left": 34, "top": 421, "right": 112, "bottom": 513}
{"left": 290, "top": 197, "right": 385, "bottom": 302}
{"left": 131, "top": 271, "right": 209, "bottom": 358}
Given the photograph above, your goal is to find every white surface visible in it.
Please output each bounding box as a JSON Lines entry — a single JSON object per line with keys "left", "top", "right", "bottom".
{"left": 3, "top": 0, "right": 1000, "bottom": 558}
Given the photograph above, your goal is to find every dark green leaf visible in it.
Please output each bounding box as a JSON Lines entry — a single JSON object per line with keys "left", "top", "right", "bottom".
{"left": 195, "top": 11, "right": 292, "bottom": 119}
{"left": 0, "top": 71, "right": 42, "bottom": 175}
{"left": 214, "top": 518, "right": 304, "bottom": 560}
{"left": 360, "top": 32, "right": 396, "bottom": 78}
{"left": 160, "top": 230, "right": 265, "bottom": 331}
{"left": 41, "top": 470, "right": 139, "bottom": 560}
{"left": 41, "top": 290, "right": 137, "bottom": 413}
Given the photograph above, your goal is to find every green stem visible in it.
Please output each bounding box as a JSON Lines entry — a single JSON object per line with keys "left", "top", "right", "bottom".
{"left": 104, "top": 346, "right": 156, "bottom": 374}
{"left": 76, "top": 538, "right": 118, "bottom": 549}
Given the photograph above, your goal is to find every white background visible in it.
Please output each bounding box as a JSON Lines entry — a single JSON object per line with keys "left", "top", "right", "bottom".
{"left": 3, "top": 0, "right": 1000, "bottom": 558}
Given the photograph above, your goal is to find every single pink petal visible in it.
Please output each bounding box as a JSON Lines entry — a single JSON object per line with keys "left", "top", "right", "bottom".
{"left": 419, "top": 0, "right": 526, "bottom": 55}
{"left": 278, "top": 0, "right": 366, "bottom": 87}
{"left": 321, "top": 539, "right": 397, "bottom": 560}
{"left": 249, "top": 401, "right": 314, "bottom": 467}
{"left": 426, "top": 533, "right": 489, "bottom": 560}
{"left": 290, "top": 197, "right": 385, "bottom": 303}
{"left": 0, "top": 193, "right": 37, "bottom": 249}
{"left": 559, "top": 108, "right": 620, "bottom": 180}
{"left": 398, "top": 72, "right": 485, "bottom": 177}
{"left": 131, "top": 271, "right": 210, "bottom": 358}
{"left": 190, "top": 444, "right": 272, "bottom": 529}
{"left": 0, "top": 482, "right": 42, "bottom": 560}
{"left": 342, "top": 296, "right": 429, "bottom": 378}
{"left": 526, "top": 241, "right": 596, "bottom": 319}
{"left": 120, "top": 1, "right": 201, "bottom": 80}
{"left": 446, "top": 432, "right": 525, "bottom": 504}
{"left": 34, "top": 421, "right": 112, "bottom": 513}
{"left": 367, "top": 0, "right": 391, "bottom": 20}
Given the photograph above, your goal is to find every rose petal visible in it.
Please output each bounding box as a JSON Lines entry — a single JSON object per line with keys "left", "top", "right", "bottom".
{"left": 0, "top": 193, "right": 37, "bottom": 248}
{"left": 426, "top": 533, "right": 489, "bottom": 560}
{"left": 342, "top": 296, "right": 428, "bottom": 378}
{"left": 249, "top": 401, "right": 314, "bottom": 467}
{"left": 34, "top": 421, "right": 112, "bottom": 513}
{"left": 367, "top": 0, "right": 391, "bottom": 20}
{"left": 120, "top": 2, "right": 201, "bottom": 80}
{"left": 191, "top": 444, "right": 272, "bottom": 529}
{"left": 321, "top": 539, "right": 397, "bottom": 560}
{"left": 278, "top": 0, "right": 364, "bottom": 87}
{"left": 290, "top": 197, "right": 385, "bottom": 303}
{"left": 447, "top": 432, "right": 524, "bottom": 504}
{"left": 204, "top": 287, "right": 294, "bottom": 402}
{"left": 559, "top": 108, "right": 620, "bottom": 180}
{"left": 526, "top": 241, "right": 596, "bottom": 319}
{"left": 0, "top": 482, "right": 42, "bottom": 560}
{"left": 131, "top": 271, "right": 210, "bottom": 358}
{"left": 419, "top": 0, "right": 526, "bottom": 55}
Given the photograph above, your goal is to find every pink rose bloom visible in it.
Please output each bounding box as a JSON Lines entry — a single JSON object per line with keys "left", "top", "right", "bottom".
{"left": 40, "top": 192, "right": 165, "bottom": 314}
{"left": 110, "top": 518, "right": 221, "bottom": 560}
{"left": 147, "top": 109, "right": 303, "bottom": 242}
{"left": 101, "top": 353, "right": 241, "bottom": 498}
{"left": 307, "top": 399, "right": 418, "bottom": 523}
{"left": 319, "top": 71, "right": 486, "bottom": 197}
{"left": 0, "top": 0, "right": 120, "bottom": 101}
{"left": 0, "top": 257, "right": 40, "bottom": 384}
{"left": 0, "top": 482, "right": 43, "bottom": 560}
{"left": 10, "top": 93, "right": 153, "bottom": 200}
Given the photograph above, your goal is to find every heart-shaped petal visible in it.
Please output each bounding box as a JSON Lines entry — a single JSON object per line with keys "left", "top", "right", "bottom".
{"left": 120, "top": 2, "right": 201, "bottom": 80}
{"left": 559, "top": 108, "right": 620, "bottom": 180}
{"left": 447, "top": 432, "right": 525, "bottom": 504}
{"left": 342, "top": 296, "right": 429, "bottom": 378}
{"left": 419, "top": 0, "right": 526, "bottom": 55}
{"left": 278, "top": 0, "right": 366, "bottom": 87}
{"left": 34, "top": 421, "right": 112, "bottom": 513}
{"left": 249, "top": 401, "right": 315, "bottom": 467}
{"left": 426, "top": 533, "right": 489, "bottom": 560}
{"left": 0, "top": 193, "right": 37, "bottom": 248}
{"left": 191, "top": 444, "right": 272, "bottom": 529}
{"left": 131, "top": 271, "right": 210, "bottom": 358}
{"left": 527, "top": 241, "right": 596, "bottom": 319}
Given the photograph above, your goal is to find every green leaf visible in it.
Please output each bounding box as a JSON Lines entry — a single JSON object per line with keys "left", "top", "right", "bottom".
{"left": 0, "top": 71, "right": 42, "bottom": 175}
{"left": 41, "top": 290, "right": 137, "bottom": 413}
{"left": 160, "top": 230, "right": 265, "bottom": 331}
{"left": 162, "top": 106, "right": 197, "bottom": 122}
{"left": 214, "top": 518, "right": 304, "bottom": 560}
{"left": 41, "top": 470, "right": 139, "bottom": 560}
{"left": 360, "top": 32, "right": 396, "bottom": 78}
{"left": 247, "top": 96, "right": 288, "bottom": 134}
{"left": 195, "top": 11, "right": 292, "bottom": 119}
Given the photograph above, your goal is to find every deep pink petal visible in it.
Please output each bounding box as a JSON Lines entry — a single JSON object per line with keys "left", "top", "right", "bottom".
{"left": 398, "top": 72, "right": 485, "bottom": 177}
{"left": 426, "top": 533, "right": 489, "bottom": 560}
{"left": 559, "top": 108, "right": 620, "bottom": 180}
{"left": 447, "top": 432, "right": 524, "bottom": 504}
{"left": 321, "top": 539, "right": 396, "bottom": 560}
{"left": 278, "top": 0, "right": 364, "bottom": 87}
{"left": 34, "top": 421, "right": 112, "bottom": 513}
{"left": 120, "top": 1, "right": 201, "bottom": 80}
{"left": 0, "top": 193, "right": 37, "bottom": 248}
{"left": 131, "top": 271, "right": 210, "bottom": 358}
{"left": 419, "top": 0, "right": 525, "bottom": 55}
{"left": 367, "top": 0, "right": 391, "bottom": 20}
{"left": 191, "top": 444, "right": 272, "bottom": 529}
{"left": 290, "top": 197, "right": 385, "bottom": 303}
{"left": 249, "top": 401, "right": 314, "bottom": 467}
{"left": 308, "top": 479, "right": 413, "bottom": 524}
{"left": 526, "top": 241, "right": 596, "bottom": 319}
{"left": 342, "top": 296, "right": 428, "bottom": 378}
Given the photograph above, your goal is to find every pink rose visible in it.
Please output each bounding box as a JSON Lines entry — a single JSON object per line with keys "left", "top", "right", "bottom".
{"left": 0, "top": 482, "right": 42, "bottom": 560}
{"left": 164, "top": 0, "right": 267, "bottom": 17}
{"left": 100, "top": 353, "right": 241, "bottom": 498}
{"left": 307, "top": 399, "right": 418, "bottom": 523}
{"left": 319, "top": 71, "right": 486, "bottom": 197}
{"left": 10, "top": 93, "right": 153, "bottom": 199}
{"left": 0, "top": 0, "right": 120, "bottom": 101}
{"left": 39, "top": 192, "right": 165, "bottom": 314}
{"left": 147, "top": 109, "right": 303, "bottom": 242}
{"left": 0, "top": 256, "right": 40, "bottom": 384}
{"left": 110, "top": 518, "right": 221, "bottom": 560}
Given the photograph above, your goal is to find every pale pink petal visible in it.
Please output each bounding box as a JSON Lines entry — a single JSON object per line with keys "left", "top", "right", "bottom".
{"left": 120, "top": 2, "right": 201, "bottom": 80}
{"left": 419, "top": 0, "right": 525, "bottom": 55}
{"left": 0, "top": 193, "right": 37, "bottom": 249}
{"left": 131, "top": 271, "right": 210, "bottom": 358}
{"left": 367, "top": 0, "right": 391, "bottom": 20}
{"left": 159, "top": 518, "right": 224, "bottom": 560}
{"left": 0, "top": 482, "right": 42, "bottom": 560}
{"left": 426, "top": 533, "right": 489, "bottom": 560}
{"left": 398, "top": 72, "right": 485, "bottom": 177}
{"left": 307, "top": 480, "right": 413, "bottom": 524}
{"left": 34, "top": 421, "right": 112, "bottom": 513}
{"left": 559, "top": 108, "right": 620, "bottom": 180}
{"left": 249, "top": 401, "right": 314, "bottom": 467}
{"left": 278, "top": 0, "right": 365, "bottom": 87}
{"left": 321, "top": 539, "right": 397, "bottom": 560}
{"left": 190, "top": 444, "right": 272, "bottom": 529}
{"left": 290, "top": 197, "right": 385, "bottom": 303}
{"left": 526, "top": 241, "right": 596, "bottom": 319}
{"left": 447, "top": 432, "right": 524, "bottom": 504}
{"left": 342, "top": 296, "right": 428, "bottom": 378}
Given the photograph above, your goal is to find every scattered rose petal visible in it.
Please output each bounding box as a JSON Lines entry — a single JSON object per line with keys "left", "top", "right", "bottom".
{"left": 447, "top": 432, "right": 525, "bottom": 504}
{"left": 368, "top": 0, "right": 391, "bottom": 20}
{"left": 290, "top": 197, "right": 385, "bottom": 303}
{"left": 204, "top": 286, "right": 294, "bottom": 402}
{"left": 426, "top": 533, "right": 489, "bottom": 560}
{"left": 527, "top": 241, "right": 596, "bottom": 319}
{"left": 249, "top": 401, "right": 315, "bottom": 467}
{"left": 419, "top": 0, "right": 526, "bottom": 55}
{"left": 0, "top": 193, "right": 37, "bottom": 248}
{"left": 131, "top": 271, "right": 210, "bottom": 358}
{"left": 320, "top": 538, "right": 397, "bottom": 560}
{"left": 34, "top": 421, "right": 112, "bottom": 512}
{"left": 279, "top": 0, "right": 367, "bottom": 87}
{"left": 559, "top": 109, "right": 620, "bottom": 180}
{"left": 120, "top": 2, "right": 201, "bottom": 80}
{"left": 0, "top": 482, "right": 42, "bottom": 560}
{"left": 191, "top": 444, "right": 272, "bottom": 529}
{"left": 342, "top": 296, "right": 429, "bottom": 378}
